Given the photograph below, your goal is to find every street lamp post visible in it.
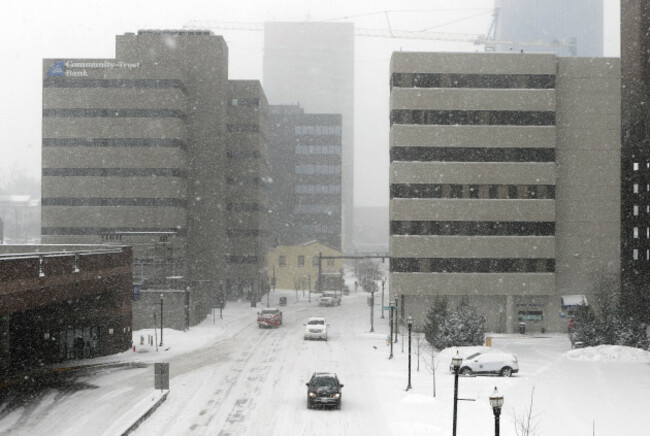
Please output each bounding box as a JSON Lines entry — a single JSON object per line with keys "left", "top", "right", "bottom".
{"left": 394, "top": 297, "right": 399, "bottom": 343}
{"left": 451, "top": 351, "right": 463, "bottom": 436}
{"left": 389, "top": 302, "right": 394, "bottom": 359}
{"left": 370, "top": 289, "right": 375, "bottom": 332}
{"left": 308, "top": 274, "right": 311, "bottom": 303}
{"left": 159, "top": 293, "right": 164, "bottom": 346}
{"left": 406, "top": 316, "right": 413, "bottom": 391}
{"left": 489, "top": 387, "right": 504, "bottom": 436}
{"left": 381, "top": 279, "right": 386, "bottom": 319}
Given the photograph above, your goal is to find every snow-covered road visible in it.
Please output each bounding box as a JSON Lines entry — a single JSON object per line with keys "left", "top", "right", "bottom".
{"left": 133, "top": 294, "right": 391, "bottom": 435}
{"left": 2, "top": 289, "right": 650, "bottom": 435}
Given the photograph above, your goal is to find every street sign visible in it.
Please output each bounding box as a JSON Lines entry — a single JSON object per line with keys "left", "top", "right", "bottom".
{"left": 382, "top": 306, "right": 391, "bottom": 310}
{"left": 154, "top": 362, "right": 169, "bottom": 390}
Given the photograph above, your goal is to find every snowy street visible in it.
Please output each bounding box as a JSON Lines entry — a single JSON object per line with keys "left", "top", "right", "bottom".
{"left": 2, "top": 289, "right": 650, "bottom": 435}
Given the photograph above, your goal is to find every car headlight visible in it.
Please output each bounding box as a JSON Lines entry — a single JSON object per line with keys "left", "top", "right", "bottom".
{"left": 309, "top": 392, "right": 316, "bottom": 398}
{"left": 333, "top": 393, "right": 340, "bottom": 399}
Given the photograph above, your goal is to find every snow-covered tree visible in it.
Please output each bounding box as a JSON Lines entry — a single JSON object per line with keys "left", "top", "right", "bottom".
{"left": 424, "top": 297, "right": 484, "bottom": 349}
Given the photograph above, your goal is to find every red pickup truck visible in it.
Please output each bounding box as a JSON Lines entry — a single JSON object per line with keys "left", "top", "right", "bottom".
{"left": 257, "top": 308, "right": 283, "bottom": 328}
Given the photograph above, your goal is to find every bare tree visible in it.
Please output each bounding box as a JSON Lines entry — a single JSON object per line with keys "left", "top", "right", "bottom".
{"left": 413, "top": 332, "right": 426, "bottom": 371}
{"left": 514, "top": 387, "right": 540, "bottom": 436}
{"left": 421, "top": 342, "right": 439, "bottom": 397}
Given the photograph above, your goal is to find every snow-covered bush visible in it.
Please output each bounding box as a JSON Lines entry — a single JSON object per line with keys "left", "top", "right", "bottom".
{"left": 571, "top": 291, "right": 649, "bottom": 350}
{"left": 424, "top": 297, "right": 485, "bottom": 349}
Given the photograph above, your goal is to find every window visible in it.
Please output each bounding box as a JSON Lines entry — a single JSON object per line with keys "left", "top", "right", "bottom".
{"left": 279, "top": 255, "right": 286, "bottom": 267}
{"left": 327, "top": 259, "right": 334, "bottom": 267}
{"left": 312, "top": 256, "right": 320, "bottom": 266}
{"left": 518, "top": 311, "right": 543, "bottom": 322}
{"left": 298, "top": 255, "right": 305, "bottom": 267}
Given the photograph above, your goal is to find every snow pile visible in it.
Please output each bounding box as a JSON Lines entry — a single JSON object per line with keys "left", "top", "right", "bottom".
{"left": 565, "top": 344, "right": 650, "bottom": 361}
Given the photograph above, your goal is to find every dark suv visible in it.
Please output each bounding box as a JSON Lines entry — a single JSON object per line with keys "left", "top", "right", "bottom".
{"left": 306, "top": 372, "right": 344, "bottom": 410}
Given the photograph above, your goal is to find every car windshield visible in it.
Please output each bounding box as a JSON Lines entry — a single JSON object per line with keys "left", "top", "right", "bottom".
{"left": 311, "top": 377, "right": 338, "bottom": 388}
{"left": 262, "top": 310, "right": 278, "bottom": 315}
{"left": 308, "top": 320, "right": 324, "bottom": 325}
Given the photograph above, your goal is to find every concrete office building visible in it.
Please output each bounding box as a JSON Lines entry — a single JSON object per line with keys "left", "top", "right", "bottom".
{"left": 389, "top": 52, "right": 620, "bottom": 333}
{"left": 263, "top": 22, "right": 354, "bottom": 252}
{"left": 494, "top": 0, "right": 604, "bottom": 57}
{"left": 225, "top": 81, "right": 271, "bottom": 298}
{"left": 268, "top": 105, "right": 343, "bottom": 251}
{"left": 621, "top": 0, "right": 650, "bottom": 316}
{"left": 42, "top": 30, "right": 256, "bottom": 324}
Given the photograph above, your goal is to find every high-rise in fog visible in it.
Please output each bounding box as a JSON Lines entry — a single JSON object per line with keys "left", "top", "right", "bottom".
{"left": 494, "top": 0, "right": 604, "bottom": 56}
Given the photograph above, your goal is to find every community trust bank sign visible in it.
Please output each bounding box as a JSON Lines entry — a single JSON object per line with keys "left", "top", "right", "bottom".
{"left": 46, "top": 60, "right": 140, "bottom": 77}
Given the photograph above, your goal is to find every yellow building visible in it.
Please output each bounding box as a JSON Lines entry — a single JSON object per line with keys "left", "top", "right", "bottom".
{"left": 267, "top": 241, "right": 344, "bottom": 291}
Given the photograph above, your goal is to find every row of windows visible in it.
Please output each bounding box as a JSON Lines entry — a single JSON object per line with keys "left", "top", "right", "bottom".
{"left": 295, "top": 125, "right": 342, "bottom": 136}
{"left": 297, "top": 224, "right": 341, "bottom": 234}
{"left": 41, "top": 227, "right": 187, "bottom": 236}
{"left": 43, "top": 109, "right": 185, "bottom": 118}
{"left": 390, "top": 73, "right": 555, "bottom": 89}
{"left": 391, "top": 184, "right": 555, "bottom": 200}
{"left": 295, "top": 145, "right": 341, "bottom": 155}
{"left": 295, "top": 164, "right": 341, "bottom": 175}
{"left": 229, "top": 98, "right": 260, "bottom": 106}
{"left": 390, "top": 147, "right": 555, "bottom": 162}
{"left": 43, "top": 138, "right": 187, "bottom": 148}
{"left": 390, "top": 220, "right": 555, "bottom": 236}
{"left": 226, "top": 256, "right": 262, "bottom": 265}
{"left": 227, "top": 203, "right": 265, "bottom": 212}
{"left": 43, "top": 168, "right": 186, "bottom": 177}
{"left": 632, "top": 249, "right": 650, "bottom": 261}
{"left": 294, "top": 204, "right": 340, "bottom": 214}
{"left": 43, "top": 78, "right": 187, "bottom": 92}
{"left": 391, "top": 258, "right": 555, "bottom": 273}
{"left": 278, "top": 255, "right": 335, "bottom": 267}
{"left": 226, "top": 176, "right": 266, "bottom": 186}
{"left": 42, "top": 198, "right": 186, "bottom": 207}
{"left": 227, "top": 124, "right": 260, "bottom": 133}
{"left": 295, "top": 184, "right": 341, "bottom": 195}
{"left": 227, "top": 150, "right": 261, "bottom": 159}
{"left": 390, "top": 110, "right": 556, "bottom": 126}
{"left": 227, "top": 229, "right": 268, "bottom": 237}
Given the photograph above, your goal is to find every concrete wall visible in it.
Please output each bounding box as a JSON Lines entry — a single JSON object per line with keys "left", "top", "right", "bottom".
{"left": 554, "top": 57, "right": 621, "bottom": 296}
{"left": 389, "top": 52, "right": 620, "bottom": 333}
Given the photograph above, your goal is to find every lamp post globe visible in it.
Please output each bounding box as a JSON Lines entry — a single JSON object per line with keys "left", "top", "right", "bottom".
{"left": 489, "top": 386, "right": 504, "bottom": 436}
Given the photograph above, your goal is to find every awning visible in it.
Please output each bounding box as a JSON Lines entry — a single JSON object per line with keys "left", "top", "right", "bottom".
{"left": 561, "top": 295, "right": 588, "bottom": 309}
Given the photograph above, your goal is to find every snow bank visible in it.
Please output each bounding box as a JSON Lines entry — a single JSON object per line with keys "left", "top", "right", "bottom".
{"left": 564, "top": 344, "right": 650, "bottom": 361}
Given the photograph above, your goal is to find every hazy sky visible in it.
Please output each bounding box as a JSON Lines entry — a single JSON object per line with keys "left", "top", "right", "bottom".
{"left": 1, "top": 0, "right": 620, "bottom": 207}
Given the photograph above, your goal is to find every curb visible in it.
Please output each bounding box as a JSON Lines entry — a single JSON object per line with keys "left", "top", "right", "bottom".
{"left": 120, "top": 390, "right": 169, "bottom": 436}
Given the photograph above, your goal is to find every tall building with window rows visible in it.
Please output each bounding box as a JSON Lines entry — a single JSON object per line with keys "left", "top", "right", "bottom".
{"left": 389, "top": 51, "right": 620, "bottom": 333}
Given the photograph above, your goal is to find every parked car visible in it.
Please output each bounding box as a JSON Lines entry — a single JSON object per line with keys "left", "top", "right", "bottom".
{"left": 279, "top": 296, "right": 287, "bottom": 306}
{"left": 304, "top": 317, "right": 328, "bottom": 341}
{"left": 257, "top": 307, "right": 283, "bottom": 328}
{"left": 318, "top": 292, "right": 341, "bottom": 306}
{"left": 306, "top": 372, "right": 344, "bottom": 409}
{"left": 452, "top": 351, "right": 519, "bottom": 377}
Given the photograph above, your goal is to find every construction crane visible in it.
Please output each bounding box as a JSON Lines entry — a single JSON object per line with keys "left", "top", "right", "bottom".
{"left": 183, "top": 13, "right": 576, "bottom": 53}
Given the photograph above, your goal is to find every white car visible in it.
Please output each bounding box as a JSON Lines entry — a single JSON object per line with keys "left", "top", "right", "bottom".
{"left": 452, "top": 351, "right": 519, "bottom": 377}
{"left": 318, "top": 292, "right": 341, "bottom": 306}
{"left": 304, "top": 317, "right": 328, "bottom": 340}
